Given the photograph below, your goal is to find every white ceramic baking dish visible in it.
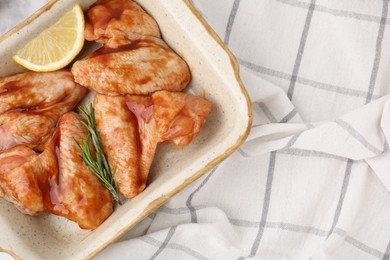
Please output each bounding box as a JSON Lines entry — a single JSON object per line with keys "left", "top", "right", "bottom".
{"left": 0, "top": 0, "right": 252, "bottom": 259}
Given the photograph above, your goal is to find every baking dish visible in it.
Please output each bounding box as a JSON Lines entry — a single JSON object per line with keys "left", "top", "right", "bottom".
{"left": 0, "top": 0, "right": 252, "bottom": 258}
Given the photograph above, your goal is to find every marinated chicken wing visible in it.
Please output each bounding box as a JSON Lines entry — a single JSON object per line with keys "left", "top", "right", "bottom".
{"left": 0, "top": 113, "right": 113, "bottom": 229}
{"left": 0, "top": 71, "right": 87, "bottom": 152}
{"left": 94, "top": 91, "right": 211, "bottom": 198}
{"left": 36, "top": 112, "right": 114, "bottom": 229}
{"left": 94, "top": 94, "right": 143, "bottom": 198}
{"left": 127, "top": 91, "right": 212, "bottom": 178}
{"left": 85, "top": 0, "right": 160, "bottom": 44}
{"left": 72, "top": 36, "right": 190, "bottom": 95}
{"left": 149, "top": 91, "right": 213, "bottom": 147}
{"left": 0, "top": 70, "right": 78, "bottom": 114}
{"left": 0, "top": 145, "right": 43, "bottom": 216}
{"left": 73, "top": 0, "right": 190, "bottom": 95}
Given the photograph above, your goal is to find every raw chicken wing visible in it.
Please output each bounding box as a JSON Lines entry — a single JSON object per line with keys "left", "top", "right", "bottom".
{"left": 0, "top": 70, "right": 78, "bottom": 114}
{"left": 94, "top": 94, "right": 143, "bottom": 198}
{"left": 85, "top": 0, "right": 161, "bottom": 43}
{"left": 72, "top": 36, "right": 190, "bottom": 95}
{"left": 0, "top": 113, "right": 114, "bottom": 229}
{"left": 94, "top": 91, "right": 212, "bottom": 198}
{"left": 0, "top": 71, "right": 87, "bottom": 152}
{"left": 0, "top": 145, "right": 44, "bottom": 216}
{"left": 36, "top": 112, "right": 114, "bottom": 229}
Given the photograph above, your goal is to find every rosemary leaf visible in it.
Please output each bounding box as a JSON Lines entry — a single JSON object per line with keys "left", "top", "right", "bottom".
{"left": 75, "top": 104, "right": 122, "bottom": 205}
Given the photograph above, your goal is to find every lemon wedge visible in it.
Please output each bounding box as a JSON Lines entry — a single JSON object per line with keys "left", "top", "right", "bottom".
{"left": 13, "top": 4, "right": 85, "bottom": 72}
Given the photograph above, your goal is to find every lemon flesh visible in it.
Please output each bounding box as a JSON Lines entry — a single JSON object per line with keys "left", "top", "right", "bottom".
{"left": 13, "top": 4, "right": 85, "bottom": 72}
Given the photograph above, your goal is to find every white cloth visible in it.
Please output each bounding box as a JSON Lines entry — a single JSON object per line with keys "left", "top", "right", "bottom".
{"left": 2, "top": 0, "right": 390, "bottom": 259}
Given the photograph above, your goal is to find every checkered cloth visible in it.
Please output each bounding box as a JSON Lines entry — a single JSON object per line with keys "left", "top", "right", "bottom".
{"left": 96, "top": 0, "right": 390, "bottom": 259}
{"left": 3, "top": 0, "right": 390, "bottom": 259}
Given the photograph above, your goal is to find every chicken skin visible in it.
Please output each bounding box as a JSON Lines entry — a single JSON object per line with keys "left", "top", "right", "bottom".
{"left": 0, "top": 145, "right": 43, "bottom": 216}
{"left": 94, "top": 91, "right": 212, "bottom": 198}
{"left": 85, "top": 0, "right": 161, "bottom": 44}
{"left": 36, "top": 112, "right": 114, "bottom": 229}
{"left": 0, "top": 70, "right": 78, "bottom": 114}
{"left": 0, "top": 113, "right": 113, "bottom": 229}
{"left": 94, "top": 94, "right": 143, "bottom": 198}
{"left": 72, "top": 36, "right": 190, "bottom": 95}
{"left": 0, "top": 71, "right": 87, "bottom": 152}
{"left": 73, "top": 0, "right": 190, "bottom": 95}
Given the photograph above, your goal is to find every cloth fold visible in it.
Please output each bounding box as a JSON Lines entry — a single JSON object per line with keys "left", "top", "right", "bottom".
{"left": 244, "top": 93, "right": 388, "bottom": 156}
{"left": 99, "top": 0, "right": 390, "bottom": 259}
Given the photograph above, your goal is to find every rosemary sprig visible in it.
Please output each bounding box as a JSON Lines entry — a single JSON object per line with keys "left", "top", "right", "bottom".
{"left": 75, "top": 104, "right": 122, "bottom": 205}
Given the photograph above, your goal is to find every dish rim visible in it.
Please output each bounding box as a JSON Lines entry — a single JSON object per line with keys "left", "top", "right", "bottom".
{"left": 0, "top": 0, "right": 253, "bottom": 259}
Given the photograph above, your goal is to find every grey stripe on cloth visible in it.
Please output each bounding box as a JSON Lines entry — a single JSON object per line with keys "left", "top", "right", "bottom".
{"left": 255, "top": 102, "right": 277, "bottom": 123}
{"left": 243, "top": 126, "right": 303, "bottom": 157}
{"left": 237, "top": 148, "right": 250, "bottom": 158}
{"left": 159, "top": 205, "right": 208, "bottom": 215}
{"left": 281, "top": 121, "right": 320, "bottom": 150}
{"left": 334, "top": 228, "right": 385, "bottom": 259}
{"left": 384, "top": 139, "right": 389, "bottom": 151}
{"left": 287, "top": 0, "right": 316, "bottom": 100}
{"left": 161, "top": 206, "right": 322, "bottom": 237}
{"left": 265, "top": 222, "right": 328, "bottom": 237}
{"left": 382, "top": 240, "right": 390, "bottom": 260}
{"left": 186, "top": 167, "right": 219, "bottom": 223}
{"left": 335, "top": 119, "right": 383, "bottom": 155}
{"left": 239, "top": 59, "right": 375, "bottom": 99}
{"left": 283, "top": 131, "right": 304, "bottom": 149}
{"left": 228, "top": 218, "right": 260, "bottom": 228}
{"left": 366, "top": 0, "right": 389, "bottom": 104}
{"left": 155, "top": 205, "right": 387, "bottom": 259}
{"left": 149, "top": 226, "right": 177, "bottom": 260}
{"left": 141, "top": 236, "right": 210, "bottom": 260}
{"left": 277, "top": 0, "right": 390, "bottom": 25}
{"left": 158, "top": 207, "right": 320, "bottom": 238}
{"left": 160, "top": 205, "right": 326, "bottom": 236}
{"left": 238, "top": 152, "right": 277, "bottom": 260}
{"left": 279, "top": 109, "right": 298, "bottom": 123}
{"left": 224, "top": 0, "right": 241, "bottom": 45}
{"left": 230, "top": 219, "right": 328, "bottom": 236}
{"left": 253, "top": 102, "right": 296, "bottom": 125}
{"left": 327, "top": 159, "right": 353, "bottom": 238}
{"left": 278, "top": 148, "right": 349, "bottom": 162}
{"left": 147, "top": 212, "right": 158, "bottom": 220}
